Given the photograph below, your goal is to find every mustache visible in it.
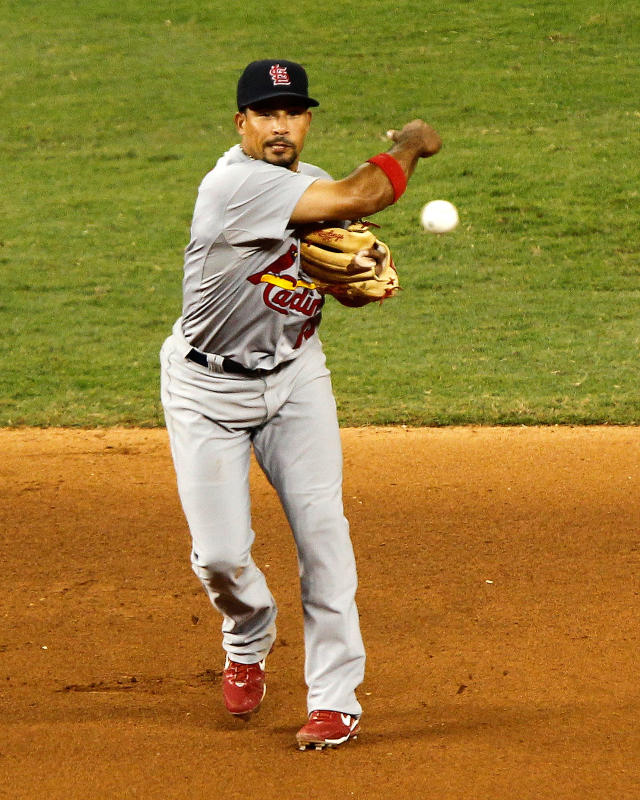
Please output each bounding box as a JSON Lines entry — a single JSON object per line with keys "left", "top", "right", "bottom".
{"left": 266, "top": 137, "right": 295, "bottom": 147}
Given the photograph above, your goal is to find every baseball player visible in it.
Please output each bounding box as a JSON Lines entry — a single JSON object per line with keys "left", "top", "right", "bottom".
{"left": 160, "top": 59, "right": 441, "bottom": 750}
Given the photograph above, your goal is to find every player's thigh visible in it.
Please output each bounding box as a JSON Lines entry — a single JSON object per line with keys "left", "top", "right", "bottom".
{"left": 166, "top": 407, "right": 255, "bottom": 564}
{"left": 254, "top": 372, "right": 344, "bottom": 521}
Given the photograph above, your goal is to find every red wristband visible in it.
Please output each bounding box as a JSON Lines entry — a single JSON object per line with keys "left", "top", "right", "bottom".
{"left": 367, "top": 153, "right": 407, "bottom": 202}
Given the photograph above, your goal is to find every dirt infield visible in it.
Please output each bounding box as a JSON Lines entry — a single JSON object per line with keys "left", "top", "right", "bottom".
{"left": 1, "top": 426, "right": 639, "bottom": 799}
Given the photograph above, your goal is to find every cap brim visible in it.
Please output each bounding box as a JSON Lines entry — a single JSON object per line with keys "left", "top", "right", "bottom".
{"left": 241, "top": 92, "right": 319, "bottom": 109}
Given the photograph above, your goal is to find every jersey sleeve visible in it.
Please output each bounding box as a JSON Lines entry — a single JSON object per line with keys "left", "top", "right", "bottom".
{"left": 222, "top": 164, "right": 318, "bottom": 245}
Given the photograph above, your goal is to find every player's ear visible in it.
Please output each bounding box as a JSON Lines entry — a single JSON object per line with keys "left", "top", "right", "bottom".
{"left": 234, "top": 111, "right": 246, "bottom": 134}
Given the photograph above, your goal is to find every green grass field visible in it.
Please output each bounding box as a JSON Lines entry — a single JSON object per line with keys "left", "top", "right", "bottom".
{"left": 2, "top": 0, "right": 639, "bottom": 426}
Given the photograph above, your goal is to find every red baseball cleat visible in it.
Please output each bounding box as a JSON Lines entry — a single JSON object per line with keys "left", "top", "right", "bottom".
{"left": 296, "top": 710, "right": 361, "bottom": 750}
{"left": 222, "top": 656, "right": 266, "bottom": 718}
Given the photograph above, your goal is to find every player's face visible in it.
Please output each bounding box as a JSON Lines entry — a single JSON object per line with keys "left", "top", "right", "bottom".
{"left": 235, "top": 103, "right": 312, "bottom": 170}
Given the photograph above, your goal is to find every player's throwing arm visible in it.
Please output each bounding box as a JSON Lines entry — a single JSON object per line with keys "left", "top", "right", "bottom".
{"left": 291, "top": 120, "right": 442, "bottom": 225}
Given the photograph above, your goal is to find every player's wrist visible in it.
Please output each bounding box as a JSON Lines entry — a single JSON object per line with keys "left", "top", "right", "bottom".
{"left": 366, "top": 153, "right": 407, "bottom": 203}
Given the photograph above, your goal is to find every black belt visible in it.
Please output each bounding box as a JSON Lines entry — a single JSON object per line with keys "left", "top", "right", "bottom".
{"left": 186, "top": 348, "right": 279, "bottom": 377}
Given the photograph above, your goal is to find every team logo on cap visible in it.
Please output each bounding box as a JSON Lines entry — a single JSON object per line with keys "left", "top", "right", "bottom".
{"left": 269, "top": 64, "right": 291, "bottom": 86}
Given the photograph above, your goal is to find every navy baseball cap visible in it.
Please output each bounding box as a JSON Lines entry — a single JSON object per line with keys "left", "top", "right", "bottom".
{"left": 237, "top": 59, "right": 319, "bottom": 111}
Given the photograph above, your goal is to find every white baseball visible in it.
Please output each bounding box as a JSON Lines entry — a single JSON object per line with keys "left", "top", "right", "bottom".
{"left": 420, "top": 200, "right": 459, "bottom": 233}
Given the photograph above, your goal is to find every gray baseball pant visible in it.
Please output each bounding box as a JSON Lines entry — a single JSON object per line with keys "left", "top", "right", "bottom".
{"left": 160, "top": 329, "right": 365, "bottom": 716}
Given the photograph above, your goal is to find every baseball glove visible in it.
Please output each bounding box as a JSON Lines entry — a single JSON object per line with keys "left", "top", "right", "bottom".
{"left": 299, "top": 221, "right": 399, "bottom": 307}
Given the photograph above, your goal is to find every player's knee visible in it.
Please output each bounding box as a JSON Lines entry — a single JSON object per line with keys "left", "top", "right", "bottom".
{"left": 191, "top": 548, "right": 249, "bottom": 590}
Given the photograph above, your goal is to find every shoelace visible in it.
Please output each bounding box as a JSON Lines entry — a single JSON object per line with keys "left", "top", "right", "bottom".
{"left": 224, "top": 661, "right": 262, "bottom": 687}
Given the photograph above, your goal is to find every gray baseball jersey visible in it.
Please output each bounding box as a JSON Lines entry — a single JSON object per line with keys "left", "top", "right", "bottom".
{"left": 181, "top": 144, "right": 330, "bottom": 370}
